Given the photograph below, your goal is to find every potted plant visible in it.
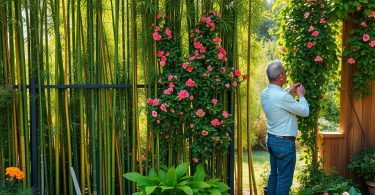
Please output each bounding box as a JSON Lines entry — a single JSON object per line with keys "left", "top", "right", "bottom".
{"left": 348, "top": 148, "right": 375, "bottom": 195}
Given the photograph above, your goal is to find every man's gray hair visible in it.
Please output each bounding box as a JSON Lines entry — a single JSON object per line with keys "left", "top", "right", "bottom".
{"left": 266, "top": 61, "right": 284, "bottom": 82}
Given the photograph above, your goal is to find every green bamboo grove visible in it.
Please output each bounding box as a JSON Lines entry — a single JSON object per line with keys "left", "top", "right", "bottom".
{"left": 0, "top": 0, "right": 259, "bottom": 194}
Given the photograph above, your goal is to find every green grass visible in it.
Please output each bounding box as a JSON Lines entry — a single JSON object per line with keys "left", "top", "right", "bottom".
{"left": 241, "top": 150, "right": 306, "bottom": 193}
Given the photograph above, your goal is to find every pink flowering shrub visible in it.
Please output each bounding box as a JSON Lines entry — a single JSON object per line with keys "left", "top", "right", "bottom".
{"left": 147, "top": 11, "right": 241, "bottom": 163}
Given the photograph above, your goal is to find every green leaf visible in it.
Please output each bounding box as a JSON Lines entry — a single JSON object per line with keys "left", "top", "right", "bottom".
{"left": 160, "top": 186, "right": 174, "bottom": 192}
{"left": 148, "top": 168, "right": 158, "bottom": 177}
{"left": 166, "top": 167, "right": 177, "bottom": 186}
{"left": 177, "top": 186, "right": 193, "bottom": 195}
{"left": 188, "top": 181, "right": 211, "bottom": 189}
{"left": 209, "top": 189, "right": 222, "bottom": 195}
{"left": 193, "top": 164, "right": 205, "bottom": 182}
{"left": 132, "top": 192, "right": 142, "bottom": 195}
{"left": 159, "top": 169, "right": 167, "bottom": 180}
{"left": 176, "top": 162, "right": 190, "bottom": 180}
{"left": 123, "top": 172, "right": 144, "bottom": 183}
{"left": 145, "top": 186, "right": 157, "bottom": 195}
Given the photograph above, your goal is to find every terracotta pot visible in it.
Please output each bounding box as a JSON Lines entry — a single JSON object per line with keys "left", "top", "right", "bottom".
{"left": 366, "top": 181, "right": 375, "bottom": 195}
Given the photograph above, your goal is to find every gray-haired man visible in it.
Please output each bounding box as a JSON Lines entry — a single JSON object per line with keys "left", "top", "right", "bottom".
{"left": 261, "top": 61, "right": 309, "bottom": 195}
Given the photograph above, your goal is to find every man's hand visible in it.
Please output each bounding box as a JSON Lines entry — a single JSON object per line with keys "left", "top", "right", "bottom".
{"left": 289, "top": 83, "right": 301, "bottom": 96}
{"left": 297, "top": 84, "right": 306, "bottom": 97}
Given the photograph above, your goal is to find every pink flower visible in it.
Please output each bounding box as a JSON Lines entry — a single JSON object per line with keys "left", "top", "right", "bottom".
{"left": 314, "top": 55, "right": 323, "bottom": 62}
{"left": 207, "top": 66, "right": 213, "bottom": 71}
{"left": 211, "top": 119, "right": 221, "bottom": 127}
{"left": 209, "top": 23, "right": 216, "bottom": 31}
{"left": 219, "top": 47, "right": 227, "bottom": 55}
{"left": 168, "top": 75, "right": 173, "bottom": 81}
{"left": 160, "top": 60, "right": 166, "bottom": 66}
{"left": 347, "top": 58, "right": 355, "bottom": 64}
{"left": 222, "top": 111, "right": 229, "bottom": 118}
{"left": 235, "top": 69, "right": 241, "bottom": 77}
{"left": 232, "top": 81, "right": 237, "bottom": 87}
{"left": 195, "top": 29, "right": 200, "bottom": 33}
{"left": 154, "top": 26, "right": 160, "bottom": 32}
{"left": 179, "top": 112, "right": 184, "bottom": 115}
{"left": 304, "top": 12, "right": 310, "bottom": 18}
{"left": 215, "top": 77, "right": 220, "bottom": 82}
{"left": 342, "top": 192, "right": 349, "bottom": 195}
{"left": 157, "top": 50, "right": 164, "bottom": 57}
{"left": 170, "top": 109, "right": 175, "bottom": 113}
{"left": 152, "top": 32, "right": 161, "bottom": 41}
{"left": 307, "top": 41, "right": 315, "bottom": 48}
{"left": 205, "top": 17, "right": 211, "bottom": 24}
{"left": 312, "top": 31, "right": 319, "bottom": 37}
{"left": 221, "top": 67, "right": 226, "bottom": 73}
{"left": 161, "top": 56, "right": 167, "bottom": 61}
{"left": 188, "top": 56, "right": 195, "bottom": 61}
{"left": 152, "top": 111, "right": 158, "bottom": 118}
{"left": 152, "top": 99, "right": 160, "bottom": 106}
{"left": 186, "top": 66, "right": 194, "bottom": 73}
{"left": 370, "top": 41, "right": 375, "bottom": 47}
{"left": 369, "top": 11, "right": 375, "bottom": 18}
{"left": 320, "top": 18, "right": 326, "bottom": 24}
{"left": 199, "top": 46, "right": 206, "bottom": 53}
{"left": 160, "top": 104, "right": 167, "bottom": 112}
{"left": 323, "top": 191, "right": 329, "bottom": 195}
{"left": 190, "top": 124, "right": 194, "bottom": 129}
{"left": 201, "top": 130, "right": 208, "bottom": 137}
{"left": 177, "top": 90, "right": 189, "bottom": 100}
{"left": 192, "top": 157, "right": 199, "bottom": 163}
{"left": 363, "top": 34, "right": 370, "bottom": 42}
{"left": 165, "top": 27, "right": 172, "bottom": 39}
{"left": 212, "top": 98, "right": 218, "bottom": 106}
{"left": 202, "top": 73, "right": 208, "bottom": 77}
{"left": 361, "top": 21, "right": 367, "bottom": 27}
{"left": 190, "top": 96, "right": 194, "bottom": 100}
{"left": 196, "top": 109, "right": 205, "bottom": 117}
{"left": 169, "top": 82, "right": 175, "bottom": 88}
{"left": 213, "top": 37, "right": 221, "bottom": 43}
{"left": 165, "top": 52, "right": 170, "bottom": 56}
{"left": 218, "top": 53, "right": 224, "bottom": 60}
{"left": 308, "top": 26, "right": 314, "bottom": 32}
{"left": 164, "top": 88, "right": 173, "bottom": 95}
{"left": 156, "top": 120, "right": 160, "bottom": 124}
{"left": 186, "top": 79, "right": 196, "bottom": 87}
{"left": 225, "top": 83, "right": 230, "bottom": 88}
{"left": 194, "top": 41, "right": 202, "bottom": 49}
{"left": 229, "top": 72, "right": 234, "bottom": 78}
{"left": 182, "top": 62, "right": 188, "bottom": 69}
{"left": 156, "top": 13, "right": 161, "bottom": 19}
{"left": 146, "top": 98, "right": 154, "bottom": 105}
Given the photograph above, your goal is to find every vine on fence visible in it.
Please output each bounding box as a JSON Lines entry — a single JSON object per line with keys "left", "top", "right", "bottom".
{"left": 334, "top": 0, "right": 375, "bottom": 97}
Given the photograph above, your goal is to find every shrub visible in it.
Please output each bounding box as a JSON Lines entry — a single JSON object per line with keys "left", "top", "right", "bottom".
{"left": 348, "top": 148, "right": 375, "bottom": 182}
{"left": 123, "top": 162, "right": 229, "bottom": 195}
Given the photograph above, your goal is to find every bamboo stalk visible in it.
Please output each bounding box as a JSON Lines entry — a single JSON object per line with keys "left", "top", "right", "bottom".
{"left": 61, "top": 0, "right": 73, "bottom": 193}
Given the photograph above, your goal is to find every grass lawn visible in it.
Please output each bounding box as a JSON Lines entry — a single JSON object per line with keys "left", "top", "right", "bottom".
{"left": 240, "top": 150, "right": 306, "bottom": 193}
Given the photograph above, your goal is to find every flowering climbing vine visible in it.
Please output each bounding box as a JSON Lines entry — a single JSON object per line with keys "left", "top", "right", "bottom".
{"left": 147, "top": 11, "right": 241, "bottom": 163}
{"left": 335, "top": 1, "right": 375, "bottom": 97}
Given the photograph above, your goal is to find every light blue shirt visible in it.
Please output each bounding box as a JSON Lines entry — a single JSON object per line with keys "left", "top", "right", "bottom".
{"left": 261, "top": 84, "right": 309, "bottom": 136}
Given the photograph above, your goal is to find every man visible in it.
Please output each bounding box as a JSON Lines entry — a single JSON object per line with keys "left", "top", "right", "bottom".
{"left": 261, "top": 61, "right": 309, "bottom": 195}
